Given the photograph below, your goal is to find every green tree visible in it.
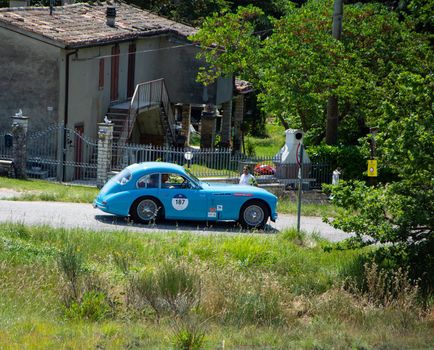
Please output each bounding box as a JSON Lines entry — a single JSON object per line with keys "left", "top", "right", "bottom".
{"left": 192, "top": 0, "right": 431, "bottom": 144}
{"left": 127, "top": 0, "right": 292, "bottom": 26}
{"left": 346, "top": 0, "right": 434, "bottom": 35}
{"left": 128, "top": 0, "right": 229, "bottom": 26}
{"left": 327, "top": 72, "right": 434, "bottom": 292}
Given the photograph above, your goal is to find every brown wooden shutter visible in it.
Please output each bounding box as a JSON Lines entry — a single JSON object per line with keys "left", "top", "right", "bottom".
{"left": 110, "top": 45, "right": 120, "bottom": 101}
{"left": 127, "top": 43, "right": 136, "bottom": 98}
{"left": 98, "top": 58, "right": 104, "bottom": 90}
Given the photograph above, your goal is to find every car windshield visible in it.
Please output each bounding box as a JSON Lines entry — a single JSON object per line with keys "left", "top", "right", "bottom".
{"left": 112, "top": 169, "right": 132, "bottom": 185}
{"left": 184, "top": 168, "right": 201, "bottom": 186}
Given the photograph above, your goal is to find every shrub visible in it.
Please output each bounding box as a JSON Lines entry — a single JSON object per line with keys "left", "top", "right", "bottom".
{"left": 129, "top": 271, "right": 163, "bottom": 320}
{"left": 306, "top": 144, "right": 367, "bottom": 181}
{"left": 112, "top": 251, "right": 130, "bottom": 276}
{"left": 58, "top": 242, "right": 84, "bottom": 303}
{"left": 326, "top": 180, "right": 434, "bottom": 295}
{"left": 64, "top": 290, "right": 111, "bottom": 321}
{"left": 129, "top": 263, "right": 201, "bottom": 320}
{"left": 360, "top": 263, "right": 419, "bottom": 310}
{"left": 245, "top": 138, "right": 256, "bottom": 157}
{"left": 171, "top": 314, "right": 206, "bottom": 350}
{"left": 228, "top": 289, "right": 284, "bottom": 326}
{"left": 201, "top": 266, "right": 287, "bottom": 327}
{"left": 156, "top": 263, "right": 201, "bottom": 317}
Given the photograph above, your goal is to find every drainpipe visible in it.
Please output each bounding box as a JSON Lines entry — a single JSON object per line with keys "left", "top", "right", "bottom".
{"left": 62, "top": 49, "right": 78, "bottom": 181}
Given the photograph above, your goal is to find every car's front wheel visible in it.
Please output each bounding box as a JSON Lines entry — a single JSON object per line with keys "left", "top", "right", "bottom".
{"left": 239, "top": 200, "right": 269, "bottom": 229}
{"left": 130, "top": 197, "right": 163, "bottom": 224}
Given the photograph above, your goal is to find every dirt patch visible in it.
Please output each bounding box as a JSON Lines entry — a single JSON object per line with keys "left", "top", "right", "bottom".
{"left": 0, "top": 188, "right": 23, "bottom": 199}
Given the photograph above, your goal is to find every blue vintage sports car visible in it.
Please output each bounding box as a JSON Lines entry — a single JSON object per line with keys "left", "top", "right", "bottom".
{"left": 94, "top": 162, "right": 278, "bottom": 229}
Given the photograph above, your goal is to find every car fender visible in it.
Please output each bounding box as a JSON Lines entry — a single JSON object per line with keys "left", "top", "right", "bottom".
{"left": 104, "top": 191, "right": 141, "bottom": 216}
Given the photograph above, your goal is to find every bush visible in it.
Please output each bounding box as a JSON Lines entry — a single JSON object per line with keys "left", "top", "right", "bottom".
{"left": 171, "top": 314, "right": 206, "bottom": 350}
{"left": 307, "top": 144, "right": 367, "bottom": 181}
{"left": 326, "top": 180, "right": 434, "bottom": 296}
{"left": 129, "top": 263, "right": 201, "bottom": 320}
{"left": 58, "top": 242, "right": 84, "bottom": 304}
{"left": 228, "top": 289, "right": 284, "bottom": 326}
{"left": 64, "top": 290, "right": 111, "bottom": 321}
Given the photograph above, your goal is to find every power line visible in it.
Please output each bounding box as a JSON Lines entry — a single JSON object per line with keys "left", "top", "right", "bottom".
{"left": 73, "top": 42, "right": 196, "bottom": 61}
{"left": 73, "top": 27, "right": 273, "bottom": 61}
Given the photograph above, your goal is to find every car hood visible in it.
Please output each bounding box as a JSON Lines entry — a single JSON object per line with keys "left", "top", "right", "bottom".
{"left": 201, "top": 182, "right": 272, "bottom": 195}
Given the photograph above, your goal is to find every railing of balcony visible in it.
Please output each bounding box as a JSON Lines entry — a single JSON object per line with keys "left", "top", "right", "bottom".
{"left": 121, "top": 78, "right": 175, "bottom": 144}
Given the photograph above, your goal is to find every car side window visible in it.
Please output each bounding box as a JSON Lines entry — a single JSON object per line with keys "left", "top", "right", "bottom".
{"left": 137, "top": 173, "right": 159, "bottom": 189}
{"left": 113, "top": 169, "right": 132, "bottom": 185}
{"left": 161, "top": 173, "right": 190, "bottom": 189}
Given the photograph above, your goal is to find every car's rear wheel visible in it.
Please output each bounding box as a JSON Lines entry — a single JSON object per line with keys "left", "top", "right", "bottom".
{"left": 239, "top": 200, "right": 269, "bottom": 229}
{"left": 130, "top": 197, "right": 163, "bottom": 224}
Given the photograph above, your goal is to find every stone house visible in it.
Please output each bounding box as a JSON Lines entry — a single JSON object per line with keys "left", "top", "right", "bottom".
{"left": 0, "top": 1, "right": 235, "bottom": 148}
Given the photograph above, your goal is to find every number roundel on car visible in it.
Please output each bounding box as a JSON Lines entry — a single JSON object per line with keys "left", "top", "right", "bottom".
{"left": 172, "top": 194, "right": 188, "bottom": 211}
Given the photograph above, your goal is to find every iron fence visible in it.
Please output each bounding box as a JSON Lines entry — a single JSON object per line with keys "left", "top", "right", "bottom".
{"left": 23, "top": 124, "right": 98, "bottom": 182}
{"left": 110, "top": 142, "right": 335, "bottom": 187}
{"left": 2, "top": 123, "right": 332, "bottom": 189}
{"left": 310, "top": 158, "right": 333, "bottom": 188}
{"left": 112, "top": 142, "right": 238, "bottom": 177}
{"left": 0, "top": 131, "right": 13, "bottom": 160}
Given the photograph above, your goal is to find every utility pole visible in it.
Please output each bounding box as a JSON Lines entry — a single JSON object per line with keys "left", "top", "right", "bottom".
{"left": 326, "top": 0, "right": 343, "bottom": 145}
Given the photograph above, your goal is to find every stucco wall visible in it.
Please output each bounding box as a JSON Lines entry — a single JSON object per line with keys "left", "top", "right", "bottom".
{"left": 0, "top": 29, "right": 232, "bottom": 139}
{"left": 68, "top": 46, "right": 112, "bottom": 140}
{"left": 0, "top": 28, "right": 60, "bottom": 132}
{"left": 127, "top": 35, "right": 232, "bottom": 106}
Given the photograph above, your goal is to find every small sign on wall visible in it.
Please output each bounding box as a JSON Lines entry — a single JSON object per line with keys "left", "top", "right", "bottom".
{"left": 367, "top": 159, "right": 378, "bottom": 177}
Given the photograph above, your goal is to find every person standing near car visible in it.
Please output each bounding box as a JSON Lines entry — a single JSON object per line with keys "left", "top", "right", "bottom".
{"left": 239, "top": 166, "right": 257, "bottom": 186}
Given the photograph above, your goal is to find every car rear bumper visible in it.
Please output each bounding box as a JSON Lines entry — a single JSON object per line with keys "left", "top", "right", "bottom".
{"left": 93, "top": 200, "right": 107, "bottom": 211}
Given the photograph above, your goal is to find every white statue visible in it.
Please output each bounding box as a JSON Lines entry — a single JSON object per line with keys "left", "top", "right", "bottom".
{"left": 275, "top": 129, "right": 310, "bottom": 164}
{"left": 104, "top": 115, "right": 112, "bottom": 124}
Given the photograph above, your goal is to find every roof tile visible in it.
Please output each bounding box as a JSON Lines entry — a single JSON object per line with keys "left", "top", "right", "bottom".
{"left": 0, "top": 2, "right": 196, "bottom": 48}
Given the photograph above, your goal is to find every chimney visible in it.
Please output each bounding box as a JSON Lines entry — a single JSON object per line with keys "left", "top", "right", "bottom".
{"left": 106, "top": 6, "right": 116, "bottom": 27}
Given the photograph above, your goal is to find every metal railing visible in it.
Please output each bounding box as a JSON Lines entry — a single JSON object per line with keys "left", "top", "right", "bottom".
{"left": 1, "top": 122, "right": 332, "bottom": 189}
{"left": 0, "top": 131, "right": 13, "bottom": 160}
{"left": 112, "top": 142, "right": 288, "bottom": 179}
{"left": 121, "top": 78, "right": 175, "bottom": 144}
{"left": 111, "top": 142, "right": 332, "bottom": 188}
{"left": 24, "top": 124, "right": 98, "bottom": 181}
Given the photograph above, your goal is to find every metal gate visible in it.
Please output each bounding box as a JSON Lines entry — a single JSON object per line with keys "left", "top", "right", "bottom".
{"left": 26, "top": 124, "right": 98, "bottom": 183}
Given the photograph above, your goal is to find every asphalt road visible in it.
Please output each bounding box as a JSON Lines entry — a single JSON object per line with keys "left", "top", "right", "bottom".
{"left": 0, "top": 199, "right": 351, "bottom": 242}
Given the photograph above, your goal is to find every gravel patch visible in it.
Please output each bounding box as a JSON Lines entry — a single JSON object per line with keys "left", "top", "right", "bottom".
{"left": 0, "top": 188, "right": 22, "bottom": 199}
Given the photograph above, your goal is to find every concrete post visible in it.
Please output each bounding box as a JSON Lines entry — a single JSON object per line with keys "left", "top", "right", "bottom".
{"left": 200, "top": 104, "right": 216, "bottom": 149}
{"left": 233, "top": 95, "right": 245, "bottom": 153}
{"left": 11, "top": 114, "right": 29, "bottom": 179}
{"left": 97, "top": 123, "right": 113, "bottom": 188}
{"left": 181, "top": 104, "right": 191, "bottom": 146}
{"left": 221, "top": 99, "right": 232, "bottom": 148}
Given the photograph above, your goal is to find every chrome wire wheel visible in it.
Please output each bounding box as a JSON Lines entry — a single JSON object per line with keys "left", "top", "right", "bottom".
{"left": 136, "top": 198, "right": 159, "bottom": 222}
{"left": 243, "top": 204, "right": 265, "bottom": 227}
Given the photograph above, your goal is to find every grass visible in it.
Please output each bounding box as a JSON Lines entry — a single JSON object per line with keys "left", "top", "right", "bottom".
{"left": 0, "top": 177, "right": 98, "bottom": 203}
{"left": 278, "top": 199, "right": 345, "bottom": 217}
{"left": 0, "top": 223, "right": 432, "bottom": 349}
{"left": 245, "top": 122, "right": 286, "bottom": 156}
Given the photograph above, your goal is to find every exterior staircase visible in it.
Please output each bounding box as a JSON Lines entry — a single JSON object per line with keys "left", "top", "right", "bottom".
{"left": 160, "top": 103, "right": 176, "bottom": 147}
{"left": 106, "top": 79, "right": 177, "bottom": 147}
{"left": 105, "top": 106, "right": 129, "bottom": 142}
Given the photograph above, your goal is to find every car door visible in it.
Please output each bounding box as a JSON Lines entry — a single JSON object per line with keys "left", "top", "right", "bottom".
{"left": 158, "top": 173, "right": 208, "bottom": 220}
